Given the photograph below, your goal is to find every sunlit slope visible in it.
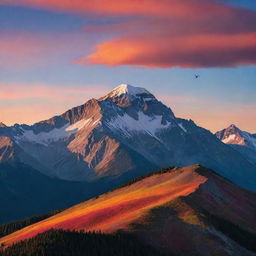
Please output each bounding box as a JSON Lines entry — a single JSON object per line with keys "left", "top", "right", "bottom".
{"left": 0, "top": 165, "right": 207, "bottom": 246}
{"left": 2, "top": 164, "right": 256, "bottom": 256}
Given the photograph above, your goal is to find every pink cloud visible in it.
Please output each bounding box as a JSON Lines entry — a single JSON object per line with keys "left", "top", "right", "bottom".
{"left": 72, "top": 1, "right": 256, "bottom": 68}
{"left": 0, "top": 0, "right": 251, "bottom": 21}
{"left": 0, "top": 104, "right": 66, "bottom": 126}
{"left": 0, "top": 83, "right": 108, "bottom": 101}
{"left": 0, "top": 33, "right": 57, "bottom": 68}
{"left": 0, "top": 31, "right": 90, "bottom": 68}
{"left": 1, "top": 0, "right": 256, "bottom": 68}
{"left": 0, "top": 83, "right": 108, "bottom": 125}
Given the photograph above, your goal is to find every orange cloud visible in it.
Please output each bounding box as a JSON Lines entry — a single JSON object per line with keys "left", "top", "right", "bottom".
{"left": 1, "top": 0, "right": 256, "bottom": 68}
{"left": 76, "top": 33, "right": 256, "bottom": 68}
{"left": 74, "top": 1, "right": 256, "bottom": 68}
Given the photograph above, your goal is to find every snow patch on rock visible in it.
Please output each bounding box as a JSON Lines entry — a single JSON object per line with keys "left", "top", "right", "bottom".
{"left": 222, "top": 134, "right": 237, "bottom": 144}
{"left": 106, "top": 112, "right": 171, "bottom": 139}
{"left": 108, "top": 84, "right": 151, "bottom": 98}
{"left": 15, "top": 118, "right": 98, "bottom": 146}
{"left": 222, "top": 131, "right": 256, "bottom": 149}
{"left": 178, "top": 123, "right": 187, "bottom": 133}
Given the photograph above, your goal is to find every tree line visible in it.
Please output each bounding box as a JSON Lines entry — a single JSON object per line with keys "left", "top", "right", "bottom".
{"left": 0, "top": 229, "right": 170, "bottom": 256}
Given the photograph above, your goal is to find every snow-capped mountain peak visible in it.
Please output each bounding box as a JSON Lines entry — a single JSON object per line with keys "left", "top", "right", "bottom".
{"left": 98, "top": 84, "right": 176, "bottom": 138}
{"left": 1, "top": 85, "right": 256, "bottom": 191}
{"left": 216, "top": 124, "right": 254, "bottom": 146}
{"left": 108, "top": 84, "right": 151, "bottom": 97}
{"left": 100, "top": 84, "right": 155, "bottom": 103}
{"left": 216, "top": 125, "right": 256, "bottom": 166}
{"left": 216, "top": 124, "right": 243, "bottom": 144}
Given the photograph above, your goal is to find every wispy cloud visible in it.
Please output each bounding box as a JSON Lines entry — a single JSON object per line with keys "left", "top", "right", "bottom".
{"left": 0, "top": 82, "right": 108, "bottom": 125}
{"left": 1, "top": 0, "right": 256, "bottom": 68}
{"left": 77, "top": 32, "right": 256, "bottom": 68}
{"left": 0, "top": 82, "right": 107, "bottom": 101}
{"left": 74, "top": 0, "right": 256, "bottom": 68}
{"left": 0, "top": 31, "right": 90, "bottom": 68}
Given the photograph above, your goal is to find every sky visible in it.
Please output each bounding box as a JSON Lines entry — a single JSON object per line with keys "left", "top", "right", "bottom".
{"left": 0, "top": 0, "right": 255, "bottom": 133}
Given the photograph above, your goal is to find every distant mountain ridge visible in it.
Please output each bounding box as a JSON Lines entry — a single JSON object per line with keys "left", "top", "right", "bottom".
{"left": 216, "top": 124, "right": 256, "bottom": 166}
{"left": 0, "top": 84, "right": 256, "bottom": 192}
{"left": 0, "top": 162, "right": 115, "bottom": 224}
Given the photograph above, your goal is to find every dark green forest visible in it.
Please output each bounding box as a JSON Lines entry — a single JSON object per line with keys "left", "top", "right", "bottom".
{"left": 0, "top": 229, "right": 169, "bottom": 256}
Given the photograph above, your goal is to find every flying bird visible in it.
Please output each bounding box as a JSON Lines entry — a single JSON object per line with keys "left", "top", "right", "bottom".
{"left": 195, "top": 74, "right": 200, "bottom": 79}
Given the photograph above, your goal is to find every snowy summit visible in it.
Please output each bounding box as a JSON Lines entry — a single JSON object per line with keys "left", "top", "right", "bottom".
{"left": 106, "top": 84, "right": 151, "bottom": 98}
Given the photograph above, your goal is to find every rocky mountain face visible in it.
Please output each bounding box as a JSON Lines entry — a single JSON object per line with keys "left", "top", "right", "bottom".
{"left": 216, "top": 124, "right": 256, "bottom": 166}
{"left": 0, "top": 84, "right": 256, "bottom": 191}
{"left": 0, "top": 137, "right": 15, "bottom": 162}
{"left": 1, "top": 165, "right": 256, "bottom": 256}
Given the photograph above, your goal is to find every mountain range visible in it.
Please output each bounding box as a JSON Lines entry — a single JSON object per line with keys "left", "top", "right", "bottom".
{"left": 0, "top": 84, "right": 256, "bottom": 223}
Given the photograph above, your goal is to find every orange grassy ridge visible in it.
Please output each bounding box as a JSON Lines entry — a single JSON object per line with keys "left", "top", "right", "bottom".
{"left": 0, "top": 165, "right": 207, "bottom": 246}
